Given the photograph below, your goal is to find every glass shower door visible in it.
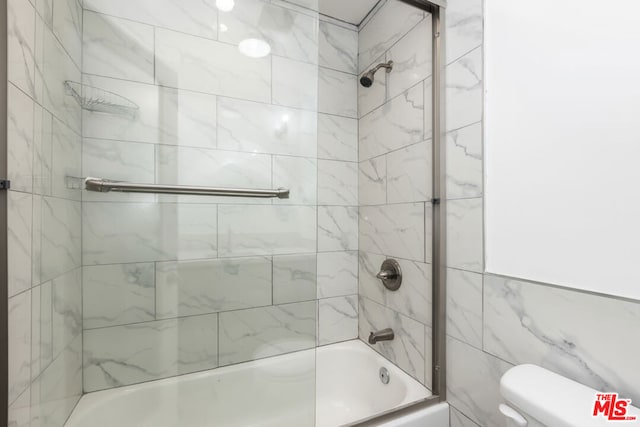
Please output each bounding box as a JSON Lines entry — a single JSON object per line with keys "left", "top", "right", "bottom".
{"left": 78, "top": 0, "right": 320, "bottom": 425}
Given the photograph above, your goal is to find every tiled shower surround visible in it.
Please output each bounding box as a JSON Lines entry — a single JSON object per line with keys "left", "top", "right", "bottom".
{"left": 78, "top": 0, "right": 360, "bottom": 393}
{"left": 357, "top": 0, "right": 434, "bottom": 390}
{"left": 7, "top": 0, "right": 84, "bottom": 424}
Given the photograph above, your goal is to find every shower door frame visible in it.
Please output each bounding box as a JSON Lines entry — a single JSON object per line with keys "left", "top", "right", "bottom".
{"left": 0, "top": 0, "right": 9, "bottom": 425}
{"left": 352, "top": 0, "right": 447, "bottom": 424}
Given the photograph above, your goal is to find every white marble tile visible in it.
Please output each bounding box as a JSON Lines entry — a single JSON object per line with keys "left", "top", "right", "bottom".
{"left": 359, "top": 82, "right": 424, "bottom": 160}
{"left": 218, "top": 0, "right": 318, "bottom": 64}
{"left": 7, "top": 83, "right": 34, "bottom": 193}
{"left": 358, "top": 53, "right": 386, "bottom": 119}
{"left": 359, "top": 251, "right": 432, "bottom": 325}
{"left": 446, "top": 198, "right": 483, "bottom": 273}
{"left": 33, "top": 106, "right": 53, "bottom": 196}
{"left": 319, "top": 21, "right": 357, "bottom": 74}
{"left": 8, "top": 191, "right": 32, "bottom": 297}
{"left": 40, "top": 25, "right": 81, "bottom": 134}
{"left": 156, "top": 28, "right": 271, "bottom": 102}
{"left": 281, "top": 0, "right": 318, "bottom": 12}
{"left": 273, "top": 156, "right": 317, "bottom": 205}
{"left": 31, "top": 196, "right": 43, "bottom": 287}
{"left": 156, "top": 87, "right": 217, "bottom": 149}
{"left": 424, "top": 76, "right": 433, "bottom": 138}
{"left": 450, "top": 407, "right": 480, "bottom": 427}
{"left": 51, "top": 118, "right": 81, "bottom": 201}
{"left": 219, "top": 302, "right": 316, "bottom": 366}
{"left": 36, "top": 0, "right": 53, "bottom": 28}
{"left": 52, "top": 0, "right": 82, "bottom": 68}
{"left": 8, "top": 0, "right": 36, "bottom": 97}
{"left": 84, "top": 314, "right": 218, "bottom": 392}
{"left": 446, "top": 122, "right": 483, "bottom": 199}
{"left": 33, "top": 13, "right": 46, "bottom": 103}
{"left": 218, "top": 96, "right": 317, "bottom": 157}
{"left": 446, "top": 0, "right": 483, "bottom": 64}
{"left": 424, "top": 325, "right": 432, "bottom": 389}
{"left": 84, "top": 0, "right": 218, "bottom": 39}
{"left": 83, "top": 263, "right": 155, "bottom": 329}
{"left": 317, "top": 251, "right": 358, "bottom": 298}
{"left": 447, "top": 268, "right": 482, "bottom": 349}
{"left": 318, "top": 295, "right": 358, "bottom": 345}
{"left": 359, "top": 296, "right": 425, "bottom": 383}
{"left": 318, "top": 206, "right": 358, "bottom": 252}
{"left": 273, "top": 254, "right": 317, "bottom": 305}
{"left": 30, "top": 335, "right": 82, "bottom": 427}
{"left": 218, "top": 205, "right": 316, "bottom": 257}
{"left": 83, "top": 11, "right": 155, "bottom": 83}
{"left": 360, "top": 203, "right": 426, "bottom": 262}
{"left": 319, "top": 67, "right": 357, "bottom": 118}
{"left": 41, "top": 197, "right": 81, "bottom": 281}
{"left": 484, "top": 275, "right": 640, "bottom": 404}
{"left": 446, "top": 47, "right": 482, "bottom": 132}
{"left": 83, "top": 202, "right": 218, "bottom": 264}
{"left": 358, "top": 156, "right": 386, "bottom": 206}
{"left": 358, "top": 0, "right": 425, "bottom": 73}
{"left": 156, "top": 257, "right": 272, "bottom": 318}
{"left": 272, "top": 56, "right": 318, "bottom": 110}
{"left": 156, "top": 145, "right": 272, "bottom": 199}
{"left": 31, "top": 281, "right": 53, "bottom": 381}
{"left": 82, "top": 138, "right": 155, "bottom": 202}
{"left": 447, "top": 336, "right": 513, "bottom": 427}
{"left": 51, "top": 268, "right": 81, "bottom": 360}
{"left": 318, "top": 160, "right": 358, "bottom": 206}
{"left": 9, "top": 291, "right": 31, "bottom": 405}
{"left": 388, "top": 17, "right": 432, "bottom": 100}
{"left": 317, "top": 113, "right": 357, "bottom": 161}
{"left": 387, "top": 140, "right": 431, "bottom": 204}
{"left": 8, "top": 385, "right": 30, "bottom": 427}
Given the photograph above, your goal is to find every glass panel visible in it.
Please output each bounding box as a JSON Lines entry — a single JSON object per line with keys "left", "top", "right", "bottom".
{"left": 6, "top": 0, "right": 437, "bottom": 425}
{"left": 76, "top": 0, "right": 320, "bottom": 425}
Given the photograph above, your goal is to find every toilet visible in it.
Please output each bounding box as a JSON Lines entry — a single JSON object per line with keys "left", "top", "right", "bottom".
{"left": 499, "top": 364, "right": 640, "bottom": 426}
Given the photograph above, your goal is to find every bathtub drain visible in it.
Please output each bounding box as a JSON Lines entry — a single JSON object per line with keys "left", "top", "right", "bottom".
{"left": 379, "top": 367, "right": 390, "bottom": 384}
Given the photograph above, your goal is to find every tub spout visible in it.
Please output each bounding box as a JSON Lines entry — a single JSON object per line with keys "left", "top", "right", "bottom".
{"left": 368, "top": 328, "right": 394, "bottom": 344}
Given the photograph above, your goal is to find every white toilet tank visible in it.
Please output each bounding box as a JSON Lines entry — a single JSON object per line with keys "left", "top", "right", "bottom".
{"left": 499, "top": 364, "right": 640, "bottom": 427}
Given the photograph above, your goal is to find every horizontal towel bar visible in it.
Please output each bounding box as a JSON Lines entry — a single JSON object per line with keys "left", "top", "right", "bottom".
{"left": 84, "top": 177, "right": 290, "bottom": 199}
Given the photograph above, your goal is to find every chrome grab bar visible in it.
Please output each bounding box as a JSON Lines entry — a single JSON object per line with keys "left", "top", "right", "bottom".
{"left": 84, "top": 177, "right": 290, "bottom": 199}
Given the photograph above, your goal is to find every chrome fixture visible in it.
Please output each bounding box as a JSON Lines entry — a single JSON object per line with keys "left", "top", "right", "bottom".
{"left": 379, "top": 367, "right": 390, "bottom": 385}
{"left": 359, "top": 61, "right": 394, "bottom": 88}
{"left": 84, "top": 177, "right": 290, "bottom": 199}
{"left": 377, "top": 259, "right": 402, "bottom": 291}
{"left": 368, "top": 328, "right": 395, "bottom": 345}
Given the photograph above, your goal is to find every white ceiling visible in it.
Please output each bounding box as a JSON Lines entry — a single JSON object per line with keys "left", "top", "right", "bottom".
{"left": 319, "top": 0, "right": 379, "bottom": 25}
{"left": 287, "top": 0, "right": 380, "bottom": 25}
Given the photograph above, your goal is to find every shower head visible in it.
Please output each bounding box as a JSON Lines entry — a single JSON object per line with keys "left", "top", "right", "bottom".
{"left": 360, "top": 61, "right": 394, "bottom": 88}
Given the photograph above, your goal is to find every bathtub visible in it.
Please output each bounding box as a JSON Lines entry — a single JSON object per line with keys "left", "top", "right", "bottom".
{"left": 66, "top": 340, "right": 445, "bottom": 426}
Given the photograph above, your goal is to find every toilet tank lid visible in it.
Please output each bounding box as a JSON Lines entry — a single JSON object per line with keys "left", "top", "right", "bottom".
{"left": 500, "top": 364, "right": 640, "bottom": 427}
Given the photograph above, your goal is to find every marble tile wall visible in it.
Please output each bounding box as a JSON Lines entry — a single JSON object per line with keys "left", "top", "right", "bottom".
{"left": 357, "top": 0, "right": 433, "bottom": 390}
{"left": 7, "top": 0, "right": 84, "bottom": 425}
{"left": 79, "top": 1, "right": 360, "bottom": 392}
{"left": 443, "top": 1, "right": 640, "bottom": 426}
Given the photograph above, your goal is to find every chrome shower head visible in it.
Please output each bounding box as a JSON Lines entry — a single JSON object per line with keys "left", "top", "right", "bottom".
{"left": 360, "top": 61, "right": 394, "bottom": 88}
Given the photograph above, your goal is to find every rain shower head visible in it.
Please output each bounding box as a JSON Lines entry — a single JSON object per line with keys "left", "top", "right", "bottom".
{"left": 360, "top": 61, "right": 394, "bottom": 88}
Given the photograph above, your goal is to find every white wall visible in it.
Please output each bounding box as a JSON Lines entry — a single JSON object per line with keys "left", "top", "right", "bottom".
{"left": 485, "top": 0, "right": 640, "bottom": 300}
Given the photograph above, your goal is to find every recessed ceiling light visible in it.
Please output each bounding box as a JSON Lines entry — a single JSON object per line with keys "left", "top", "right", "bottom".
{"left": 238, "top": 38, "right": 271, "bottom": 58}
{"left": 216, "top": 0, "right": 235, "bottom": 12}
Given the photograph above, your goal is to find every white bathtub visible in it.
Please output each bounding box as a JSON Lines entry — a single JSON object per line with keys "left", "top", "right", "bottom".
{"left": 66, "top": 340, "right": 443, "bottom": 427}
